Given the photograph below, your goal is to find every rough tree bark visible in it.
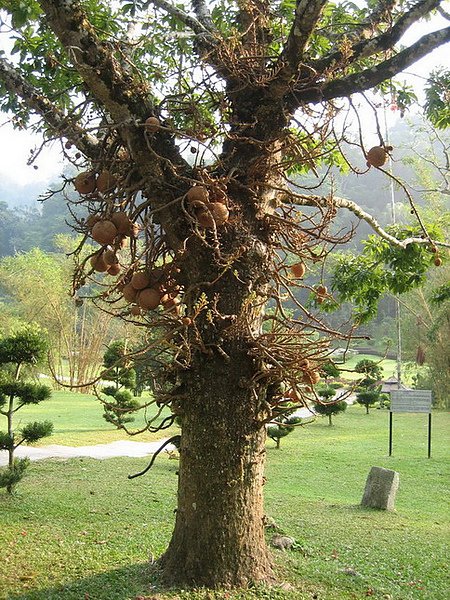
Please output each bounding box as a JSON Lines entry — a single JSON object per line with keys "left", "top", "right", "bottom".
{"left": 0, "top": 0, "right": 449, "bottom": 589}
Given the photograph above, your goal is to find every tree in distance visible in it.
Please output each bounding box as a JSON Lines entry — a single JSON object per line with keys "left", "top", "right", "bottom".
{"left": 0, "top": 0, "right": 449, "bottom": 588}
{"left": 354, "top": 359, "right": 383, "bottom": 414}
{"left": 0, "top": 327, "right": 53, "bottom": 493}
{"left": 313, "top": 385, "right": 347, "bottom": 426}
{"left": 267, "top": 414, "right": 304, "bottom": 449}
{"left": 100, "top": 340, "right": 140, "bottom": 428}
{"left": 355, "top": 359, "right": 384, "bottom": 387}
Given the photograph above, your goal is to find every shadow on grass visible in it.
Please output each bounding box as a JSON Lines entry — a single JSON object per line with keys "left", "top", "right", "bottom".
{"left": 7, "top": 561, "right": 159, "bottom": 600}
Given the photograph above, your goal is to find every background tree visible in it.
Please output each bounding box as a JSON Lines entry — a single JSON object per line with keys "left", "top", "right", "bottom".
{"left": 0, "top": 0, "right": 449, "bottom": 588}
{"left": 267, "top": 414, "right": 303, "bottom": 449}
{"left": 0, "top": 243, "right": 129, "bottom": 389}
{"left": 356, "top": 389, "right": 382, "bottom": 414}
{"left": 100, "top": 339, "right": 140, "bottom": 427}
{"left": 313, "top": 385, "right": 347, "bottom": 426}
{"left": 354, "top": 359, "right": 383, "bottom": 387}
{"left": 0, "top": 327, "right": 53, "bottom": 493}
{"left": 353, "top": 359, "right": 383, "bottom": 414}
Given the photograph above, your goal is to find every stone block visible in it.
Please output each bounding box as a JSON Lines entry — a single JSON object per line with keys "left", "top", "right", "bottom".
{"left": 361, "top": 466, "right": 399, "bottom": 511}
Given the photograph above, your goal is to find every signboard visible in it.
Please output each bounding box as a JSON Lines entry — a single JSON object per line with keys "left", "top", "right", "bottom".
{"left": 389, "top": 390, "right": 433, "bottom": 458}
{"left": 390, "top": 390, "right": 432, "bottom": 413}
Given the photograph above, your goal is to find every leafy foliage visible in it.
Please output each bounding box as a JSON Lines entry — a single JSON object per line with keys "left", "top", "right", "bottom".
{"left": 425, "top": 69, "right": 450, "bottom": 130}
{"left": 101, "top": 340, "right": 140, "bottom": 427}
{"left": 20, "top": 419, "right": 53, "bottom": 443}
{"left": 0, "top": 457, "right": 30, "bottom": 492}
{"left": 0, "top": 328, "right": 52, "bottom": 493}
{"left": 355, "top": 389, "right": 380, "bottom": 414}
{"left": 0, "top": 325, "right": 48, "bottom": 366}
{"left": 0, "top": 431, "right": 14, "bottom": 450}
{"left": 354, "top": 359, "right": 383, "bottom": 386}
{"left": 267, "top": 414, "right": 303, "bottom": 449}
{"left": 0, "top": 381, "right": 51, "bottom": 406}
{"left": 320, "top": 361, "right": 340, "bottom": 379}
{"left": 331, "top": 224, "right": 446, "bottom": 322}
{"left": 313, "top": 386, "right": 347, "bottom": 425}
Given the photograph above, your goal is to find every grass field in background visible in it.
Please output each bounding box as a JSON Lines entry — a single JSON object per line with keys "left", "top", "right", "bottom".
{"left": 13, "top": 391, "right": 174, "bottom": 446}
{"left": 21, "top": 350, "right": 401, "bottom": 447}
{"left": 1, "top": 406, "right": 448, "bottom": 600}
{"left": 336, "top": 353, "right": 398, "bottom": 382}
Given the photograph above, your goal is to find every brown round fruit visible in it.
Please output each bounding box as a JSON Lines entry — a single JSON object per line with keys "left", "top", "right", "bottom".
{"left": 91, "top": 220, "right": 118, "bottom": 245}
{"left": 122, "top": 283, "right": 138, "bottom": 303}
{"left": 210, "top": 187, "right": 228, "bottom": 204}
{"left": 303, "top": 370, "right": 320, "bottom": 385}
{"left": 90, "top": 251, "right": 108, "bottom": 273}
{"left": 110, "top": 212, "right": 133, "bottom": 236}
{"left": 316, "top": 284, "right": 327, "bottom": 296}
{"left": 196, "top": 209, "right": 216, "bottom": 229}
{"left": 107, "top": 263, "right": 121, "bottom": 276}
{"left": 299, "top": 358, "right": 310, "bottom": 369}
{"left": 209, "top": 202, "right": 229, "bottom": 226}
{"left": 96, "top": 170, "right": 117, "bottom": 193}
{"left": 74, "top": 171, "right": 96, "bottom": 194}
{"left": 130, "top": 305, "right": 142, "bottom": 316}
{"left": 290, "top": 262, "right": 306, "bottom": 278}
{"left": 103, "top": 249, "right": 117, "bottom": 266}
{"left": 145, "top": 116, "right": 160, "bottom": 133}
{"left": 137, "top": 288, "right": 161, "bottom": 311}
{"left": 131, "top": 271, "right": 151, "bottom": 290}
{"left": 85, "top": 213, "right": 101, "bottom": 228}
{"left": 187, "top": 185, "right": 209, "bottom": 205}
{"left": 434, "top": 256, "right": 442, "bottom": 267}
{"left": 182, "top": 317, "right": 192, "bottom": 326}
{"left": 366, "top": 146, "right": 388, "bottom": 168}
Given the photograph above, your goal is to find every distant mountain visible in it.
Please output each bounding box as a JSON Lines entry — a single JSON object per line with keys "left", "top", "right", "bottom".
{"left": 0, "top": 177, "right": 53, "bottom": 209}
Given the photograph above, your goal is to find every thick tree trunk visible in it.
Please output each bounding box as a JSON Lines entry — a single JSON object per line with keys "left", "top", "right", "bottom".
{"left": 160, "top": 353, "right": 273, "bottom": 587}
{"left": 159, "top": 223, "right": 275, "bottom": 586}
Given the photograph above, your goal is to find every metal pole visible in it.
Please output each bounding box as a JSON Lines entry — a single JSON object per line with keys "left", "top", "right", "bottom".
{"left": 428, "top": 413, "right": 432, "bottom": 458}
{"left": 389, "top": 411, "right": 393, "bottom": 456}
{"left": 384, "top": 107, "right": 402, "bottom": 389}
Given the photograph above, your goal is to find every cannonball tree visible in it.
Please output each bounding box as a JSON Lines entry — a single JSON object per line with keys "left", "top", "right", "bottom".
{"left": 0, "top": 0, "right": 449, "bottom": 587}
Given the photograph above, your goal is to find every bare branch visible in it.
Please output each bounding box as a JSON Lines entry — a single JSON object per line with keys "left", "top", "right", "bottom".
{"left": 146, "top": 0, "right": 212, "bottom": 36}
{"left": 437, "top": 4, "right": 450, "bottom": 20}
{"left": 293, "top": 26, "right": 450, "bottom": 105}
{"left": 276, "top": 0, "right": 328, "bottom": 83}
{"left": 191, "top": 0, "right": 215, "bottom": 31}
{"left": 283, "top": 193, "right": 450, "bottom": 249}
{"left": 313, "top": 0, "right": 442, "bottom": 73}
{"left": 38, "top": 0, "right": 153, "bottom": 124}
{"left": 0, "top": 55, "right": 100, "bottom": 159}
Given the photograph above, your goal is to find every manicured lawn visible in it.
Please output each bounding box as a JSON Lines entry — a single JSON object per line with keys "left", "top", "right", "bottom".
{"left": 12, "top": 391, "right": 174, "bottom": 446}
{"left": 0, "top": 406, "right": 448, "bottom": 600}
{"left": 336, "top": 353, "right": 398, "bottom": 382}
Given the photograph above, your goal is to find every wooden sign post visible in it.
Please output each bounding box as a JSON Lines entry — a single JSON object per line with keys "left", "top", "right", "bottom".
{"left": 389, "top": 390, "right": 432, "bottom": 458}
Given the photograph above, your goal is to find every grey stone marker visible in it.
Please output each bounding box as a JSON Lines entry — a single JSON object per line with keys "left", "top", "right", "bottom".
{"left": 361, "top": 466, "right": 399, "bottom": 511}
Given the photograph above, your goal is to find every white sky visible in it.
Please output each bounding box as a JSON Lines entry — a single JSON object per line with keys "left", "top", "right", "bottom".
{"left": 0, "top": 7, "right": 448, "bottom": 188}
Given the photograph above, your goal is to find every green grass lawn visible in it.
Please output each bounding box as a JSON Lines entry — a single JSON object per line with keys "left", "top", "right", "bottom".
{"left": 336, "top": 353, "right": 398, "bottom": 382}
{"left": 1, "top": 406, "right": 449, "bottom": 600}
{"left": 12, "top": 391, "right": 175, "bottom": 446}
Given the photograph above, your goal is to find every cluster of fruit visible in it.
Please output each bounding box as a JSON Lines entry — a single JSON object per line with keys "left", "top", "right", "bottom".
{"left": 86, "top": 212, "right": 138, "bottom": 277}
{"left": 120, "top": 265, "right": 183, "bottom": 317}
{"left": 74, "top": 170, "right": 117, "bottom": 195}
{"left": 186, "top": 185, "right": 230, "bottom": 229}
